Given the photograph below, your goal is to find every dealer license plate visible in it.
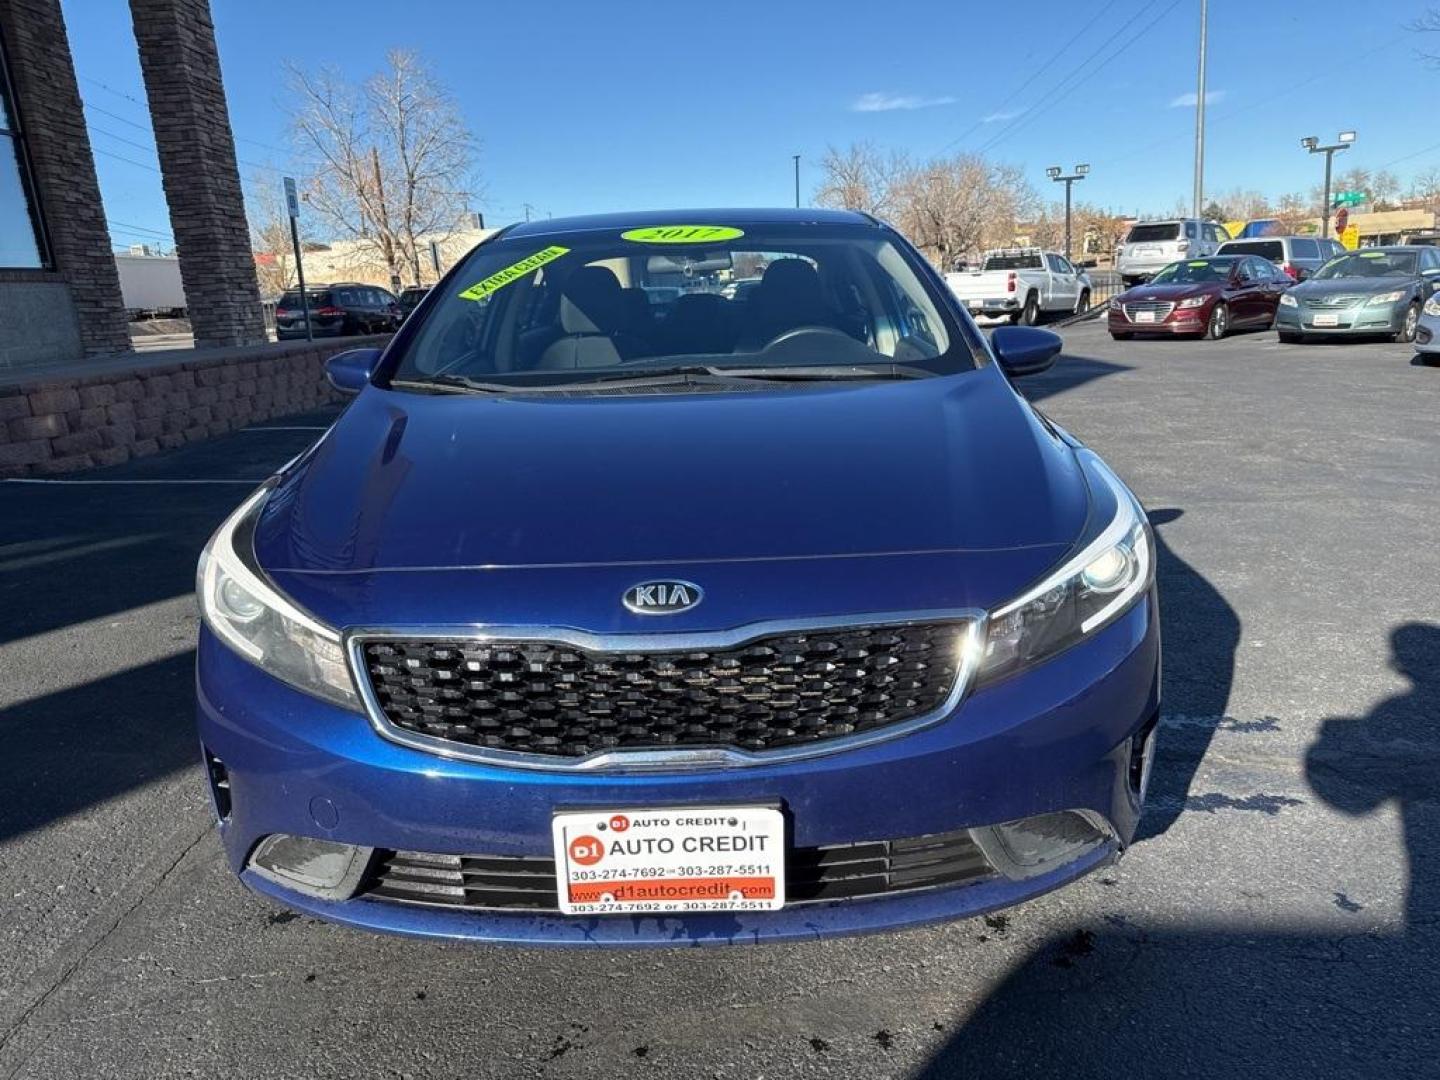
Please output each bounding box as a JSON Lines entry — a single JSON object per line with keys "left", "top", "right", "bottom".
{"left": 552, "top": 806, "right": 786, "bottom": 915}
{"left": 1135, "top": 311, "right": 1157, "bottom": 323}
{"left": 1313, "top": 313, "right": 1340, "bottom": 327}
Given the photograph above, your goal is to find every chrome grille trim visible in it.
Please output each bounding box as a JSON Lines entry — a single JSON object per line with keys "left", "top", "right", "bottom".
{"left": 1303, "top": 295, "right": 1364, "bottom": 309}
{"left": 345, "top": 612, "right": 984, "bottom": 772}
{"left": 1122, "top": 301, "right": 1176, "bottom": 322}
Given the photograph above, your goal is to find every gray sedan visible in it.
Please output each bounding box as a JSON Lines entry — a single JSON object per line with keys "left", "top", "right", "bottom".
{"left": 1417, "top": 293, "right": 1440, "bottom": 357}
{"left": 1275, "top": 246, "right": 1440, "bottom": 343}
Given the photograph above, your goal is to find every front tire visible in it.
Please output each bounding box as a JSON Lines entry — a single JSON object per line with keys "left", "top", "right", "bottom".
{"left": 1278, "top": 330, "right": 1303, "bottom": 344}
{"left": 1394, "top": 303, "right": 1420, "bottom": 344}
{"left": 1110, "top": 331, "right": 1133, "bottom": 341}
{"left": 1205, "top": 303, "right": 1229, "bottom": 340}
{"left": 1075, "top": 290, "right": 1091, "bottom": 316}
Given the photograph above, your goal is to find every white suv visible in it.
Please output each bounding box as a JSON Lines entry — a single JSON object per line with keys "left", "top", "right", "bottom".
{"left": 1117, "top": 219, "right": 1227, "bottom": 286}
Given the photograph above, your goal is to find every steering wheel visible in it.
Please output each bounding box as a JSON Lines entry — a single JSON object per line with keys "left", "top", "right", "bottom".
{"left": 762, "top": 325, "right": 856, "bottom": 351}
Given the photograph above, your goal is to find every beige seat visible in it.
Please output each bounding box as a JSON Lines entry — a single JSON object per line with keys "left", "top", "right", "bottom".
{"left": 536, "top": 266, "right": 632, "bottom": 370}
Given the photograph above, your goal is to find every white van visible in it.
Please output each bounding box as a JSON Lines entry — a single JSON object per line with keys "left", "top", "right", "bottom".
{"left": 1117, "top": 219, "right": 1227, "bottom": 285}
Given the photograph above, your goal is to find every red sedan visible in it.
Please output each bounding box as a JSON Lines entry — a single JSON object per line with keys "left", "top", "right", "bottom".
{"left": 1108, "top": 255, "right": 1293, "bottom": 341}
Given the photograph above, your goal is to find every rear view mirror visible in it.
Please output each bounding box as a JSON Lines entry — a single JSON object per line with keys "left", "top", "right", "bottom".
{"left": 325, "top": 347, "right": 383, "bottom": 394}
{"left": 990, "top": 326, "right": 1062, "bottom": 378}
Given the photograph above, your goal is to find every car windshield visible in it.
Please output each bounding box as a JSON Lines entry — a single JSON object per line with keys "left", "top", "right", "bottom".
{"left": 982, "top": 253, "right": 1043, "bottom": 270}
{"left": 386, "top": 222, "right": 969, "bottom": 390}
{"left": 1313, "top": 251, "right": 1418, "bottom": 279}
{"left": 1148, "top": 259, "right": 1236, "bottom": 284}
{"left": 1127, "top": 223, "right": 1181, "bottom": 244}
{"left": 1220, "top": 241, "right": 1283, "bottom": 261}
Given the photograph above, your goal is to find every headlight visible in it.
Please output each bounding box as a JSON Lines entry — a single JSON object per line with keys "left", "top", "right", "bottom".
{"left": 978, "top": 452, "right": 1153, "bottom": 683}
{"left": 1279, "top": 293, "right": 1299, "bottom": 307}
{"left": 197, "top": 484, "right": 359, "bottom": 709}
{"left": 1176, "top": 296, "right": 1209, "bottom": 310}
{"left": 1365, "top": 290, "right": 1406, "bottom": 306}
{"left": 1426, "top": 296, "right": 1440, "bottom": 317}
{"left": 1107, "top": 297, "right": 1122, "bottom": 311}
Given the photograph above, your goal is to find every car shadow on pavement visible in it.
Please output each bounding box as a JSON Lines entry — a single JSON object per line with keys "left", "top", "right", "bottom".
{"left": 1013, "top": 351, "right": 1131, "bottom": 405}
{"left": 911, "top": 623, "right": 1440, "bottom": 1078}
{"left": 1133, "top": 507, "right": 1240, "bottom": 842}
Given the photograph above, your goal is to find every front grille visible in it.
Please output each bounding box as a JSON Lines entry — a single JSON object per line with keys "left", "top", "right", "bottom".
{"left": 1304, "top": 294, "right": 1363, "bottom": 309}
{"left": 1122, "top": 301, "right": 1176, "bottom": 322}
{"left": 360, "top": 624, "right": 964, "bottom": 759}
{"left": 362, "top": 827, "right": 995, "bottom": 911}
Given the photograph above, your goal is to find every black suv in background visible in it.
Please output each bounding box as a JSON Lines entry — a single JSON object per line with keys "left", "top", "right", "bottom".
{"left": 274, "top": 283, "right": 401, "bottom": 340}
{"left": 397, "top": 286, "right": 430, "bottom": 317}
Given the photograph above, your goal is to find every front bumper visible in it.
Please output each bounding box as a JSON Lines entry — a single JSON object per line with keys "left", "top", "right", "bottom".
{"left": 962, "top": 297, "right": 1023, "bottom": 317}
{"left": 197, "top": 595, "right": 1160, "bottom": 946}
{"left": 1275, "top": 302, "right": 1405, "bottom": 336}
{"left": 1415, "top": 313, "right": 1439, "bottom": 353}
{"left": 1108, "top": 308, "right": 1209, "bottom": 334}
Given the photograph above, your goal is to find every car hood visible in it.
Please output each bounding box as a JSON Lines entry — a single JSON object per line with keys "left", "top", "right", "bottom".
{"left": 1120, "top": 282, "right": 1220, "bottom": 302}
{"left": 1296, "top": 276, "right": 1413, "bottom": 298}
{"left": 254, "top": 367, "right": 1092, "bottom": 627}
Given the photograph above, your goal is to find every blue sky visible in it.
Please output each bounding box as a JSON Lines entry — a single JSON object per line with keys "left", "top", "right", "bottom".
{"left": 61, "top": 0, "right": 1440, "bottom": 251}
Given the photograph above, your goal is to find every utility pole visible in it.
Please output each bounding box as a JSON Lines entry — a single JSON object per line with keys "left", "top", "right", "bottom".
{"left": 1301, "top": 132, "right": 1357, "bottom": 238}
{"left": 1046, "top": 164, "right": 1090, "bottom": 262}
{"left": 792, "top": 155, "right": 801, "bottom": 208}
{"left": 1193, "top": 0, "right": 1208, "bottom": 219}
{"left": 522, "top": 203, "right": 534, "bottom": 223}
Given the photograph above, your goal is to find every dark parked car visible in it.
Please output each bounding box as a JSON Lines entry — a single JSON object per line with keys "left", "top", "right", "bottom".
{"left": 397, "top": 286, "right": 430, "bottom": 317}
{"left": 1275, "top": 246, "right": 1440, "bottom": 343}
{"left": 274, "top": 283, "right": 401, "bottom": 340}
{"left": 1215, "top": 235, "right": 1343, "bottom": 281}
{"left": 1108, "top": 255, "right": 1291, "bottom": 340}
{"left": 196, "top": 208, "right": 1159, "bottom": 946}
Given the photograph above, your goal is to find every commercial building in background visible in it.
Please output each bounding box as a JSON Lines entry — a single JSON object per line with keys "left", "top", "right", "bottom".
{"left": 255, "top": 225, "right": 496, "bottom": 299}
{"left": 0, "top": 0, "right": 265, "bottom": 376}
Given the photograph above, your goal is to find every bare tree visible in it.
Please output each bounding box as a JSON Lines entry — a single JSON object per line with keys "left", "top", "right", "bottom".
{"left": 1272, "top": 191, "right": 1317, "bottom": 234}
{"left": 817, "top": 144, "right": 1037, "bottom": 267}
{"left": 287, "top": 50, "right": 478, "bottom": 287}
{"left": 814, "top": 142, "right": 901, "bottom": 219}
{"left": 1408, "top": 166, "right": 1440, "bottom": 213}
{"left": 244, "top": 181, "right": 298, "bottom": 298}
{"left": 1412, "top": 9, "right": 1440, "bottom": 64}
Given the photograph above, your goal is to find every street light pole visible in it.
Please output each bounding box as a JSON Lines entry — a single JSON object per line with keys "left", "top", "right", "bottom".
{"left": 1301, "top": 132, "right": 1356, "bottom": 238}
{"left": 792, "top": 155, "right": 801, "bottom": 208}
{"left": 1046, "top": 164, "right": 1090, "bottom": 261}
{"left": 1193, "top": 0, "right": 1208, "bottom": 219}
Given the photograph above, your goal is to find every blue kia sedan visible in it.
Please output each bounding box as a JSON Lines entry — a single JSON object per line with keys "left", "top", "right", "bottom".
{"left": 196, "top": 209, "right": 1160, "bottom": 946}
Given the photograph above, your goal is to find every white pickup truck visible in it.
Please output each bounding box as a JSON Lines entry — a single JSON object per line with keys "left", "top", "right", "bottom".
{"left": 945, "top": 248, "right": 1092, "bottom": 324}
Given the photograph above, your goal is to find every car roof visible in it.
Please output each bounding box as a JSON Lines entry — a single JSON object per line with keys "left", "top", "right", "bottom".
{"left": 503, "top": 207, "right": 878, "bottom": 239}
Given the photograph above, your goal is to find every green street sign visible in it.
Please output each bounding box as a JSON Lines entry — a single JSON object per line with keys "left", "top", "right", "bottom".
{"left": 1332, "top": 191, "right": 1366, "bottom": 207}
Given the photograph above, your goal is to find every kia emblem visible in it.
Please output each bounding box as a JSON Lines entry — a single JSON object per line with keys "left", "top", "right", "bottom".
{"left": 623, "top": 580, "right": 703, "bottom": 615}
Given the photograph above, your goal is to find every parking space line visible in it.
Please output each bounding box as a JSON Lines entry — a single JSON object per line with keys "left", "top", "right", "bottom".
{"left": 242, "top": 426, "right": 329, "bottom": 432}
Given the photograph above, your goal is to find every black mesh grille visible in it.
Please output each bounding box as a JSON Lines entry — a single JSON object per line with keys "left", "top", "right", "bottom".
{"left": 362, "top": 827, "right": 995, "bottom": 911}
{"left": 360, "top": 624, "right": 964, "bottom": 759}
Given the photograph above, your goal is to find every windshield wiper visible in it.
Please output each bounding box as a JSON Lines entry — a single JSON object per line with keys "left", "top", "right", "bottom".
{"left": 388, "top": 375, "right": 515, "bottom": 395}
{"left": 720, "top": 363, "right": 937, "bottom": 381}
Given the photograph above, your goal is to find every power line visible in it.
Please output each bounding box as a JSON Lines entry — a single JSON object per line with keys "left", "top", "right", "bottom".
{"left": 80, "top": 75, "right": 290, "bottom": 156}
{"left": 934, "top": 0, "right": 1125, "bottom": 157}
{"left": 106, "top": 218, "right": 174, "bottom": 239}
{"left": 976, "top": 0, "right": 1186, "bottom": 158}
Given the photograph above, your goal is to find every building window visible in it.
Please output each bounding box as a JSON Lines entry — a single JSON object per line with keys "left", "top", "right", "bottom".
{"left": 0, "top": 29, "right": 47, "bottom": 269}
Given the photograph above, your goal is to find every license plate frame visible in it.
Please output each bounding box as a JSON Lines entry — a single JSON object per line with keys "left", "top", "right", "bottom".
{"left": 1135, "top": 310, "right": 1158, "bottom": 323}
{"left": 552, "top": 805, "right": 786, "bottom": 916}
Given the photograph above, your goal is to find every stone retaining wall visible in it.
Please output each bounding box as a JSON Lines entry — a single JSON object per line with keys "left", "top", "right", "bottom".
{"left": 0, "top": 337, "right": 386, "bottom": 477}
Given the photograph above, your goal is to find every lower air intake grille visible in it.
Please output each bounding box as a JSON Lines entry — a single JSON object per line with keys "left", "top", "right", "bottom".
{"left": 359, "top": 623, "right": 965, "bottom": 759}
{"left": 362, "top": 827, "right": 995, "bottom": 911}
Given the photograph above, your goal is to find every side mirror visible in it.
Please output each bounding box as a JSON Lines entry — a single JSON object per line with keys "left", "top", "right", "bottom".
{"left": 325, "top": 347, "right": 382, "bottom": 394}
{"left": 990, "top": 325, "right": 1062, "bottom": 378}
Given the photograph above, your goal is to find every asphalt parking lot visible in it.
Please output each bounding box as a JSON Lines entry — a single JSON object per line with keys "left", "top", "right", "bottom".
{"left": 1, "top": 322, "right": 1437, "bottom": 1079}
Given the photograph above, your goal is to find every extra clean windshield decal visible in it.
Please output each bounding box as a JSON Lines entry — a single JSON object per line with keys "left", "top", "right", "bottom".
{"left": 1187, "top": 261, "right": 1209, "bottom": 267}
{"left": 458, "top": 245, "right": 570, "bottom": 301}
{"left": 620, "top": 225, "right": 746, "bottom": 244}
{"left": 1359, "top": 251, "right": 1386, "bottom": 258}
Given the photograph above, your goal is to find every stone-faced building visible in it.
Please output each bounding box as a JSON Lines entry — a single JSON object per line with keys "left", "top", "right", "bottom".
{"left": 0, "top": 0, "right": 264, "bottom": 376}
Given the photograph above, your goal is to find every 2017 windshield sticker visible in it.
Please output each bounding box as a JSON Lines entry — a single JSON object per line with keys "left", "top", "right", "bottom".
{"left": 620, "top": 225, "right": 745, "bottom": 244}
{"left": 458, "top": 245, "right": 570, "bottom": 301}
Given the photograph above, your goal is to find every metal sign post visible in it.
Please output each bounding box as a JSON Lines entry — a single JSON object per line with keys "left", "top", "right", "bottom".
{"left": 429, "top": 239, "right": 442, "bottom": 279}
{"left": 283, "top": 176, "right": 312, "bottom": 342}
